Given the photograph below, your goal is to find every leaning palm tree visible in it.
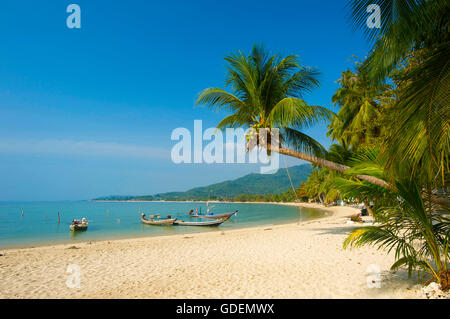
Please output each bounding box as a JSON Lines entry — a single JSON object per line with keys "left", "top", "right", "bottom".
{"left": 196, "top": 45, "right": 390, "bottom": 188}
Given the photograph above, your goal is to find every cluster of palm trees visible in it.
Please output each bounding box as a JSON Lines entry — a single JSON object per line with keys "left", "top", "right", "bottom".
{"left": 196, "top": 1, "right": 449, "bottom": 289}
{"left": 327, "top": 60, "right": 392, "bottom": 149}
{"left": 301, "top": 144, "right": 354, "bottom": 204}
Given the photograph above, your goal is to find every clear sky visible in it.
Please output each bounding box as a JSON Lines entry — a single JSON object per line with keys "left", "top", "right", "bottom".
{"left": 0, "top": 0, "right": 370, "bottom": 201}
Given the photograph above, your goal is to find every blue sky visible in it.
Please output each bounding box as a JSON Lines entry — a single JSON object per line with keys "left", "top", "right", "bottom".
{"left": 0, "top": 0, "right": 370, "bottom": 201}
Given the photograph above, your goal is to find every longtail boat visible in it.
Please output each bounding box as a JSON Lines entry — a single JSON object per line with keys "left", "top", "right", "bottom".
{"left": 189, "top": 210, "right": 238, "bottom": 219}
{"left": 141, "top": 214, "right": 176, "bottom": 225}
{"left": 70, "top": 218, "right": 88, "bottom": 231}
{"left": 174, "top": 216, "right": 230, "bottom": 227}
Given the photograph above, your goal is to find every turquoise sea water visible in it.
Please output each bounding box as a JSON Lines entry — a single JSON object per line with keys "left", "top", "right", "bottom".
{"left": 0, "top": 201, "right": 326, "bottom": 248}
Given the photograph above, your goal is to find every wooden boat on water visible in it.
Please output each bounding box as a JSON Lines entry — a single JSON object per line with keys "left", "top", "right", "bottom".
{"left": 70, "top": 218, "right": 88, "bottom": 231}
{"left": 190, "top": 210, "right": 238, "bottom": 219}
{"left": 141, "top": 214, "right": 177, "bottom": 225}
{"left": 174, "top": 216, "right": 230, "bottom": 227}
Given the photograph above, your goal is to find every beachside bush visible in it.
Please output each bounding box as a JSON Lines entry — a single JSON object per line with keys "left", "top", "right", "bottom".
{"left": 335, "top": 149, "right": 450, "bottom": 289}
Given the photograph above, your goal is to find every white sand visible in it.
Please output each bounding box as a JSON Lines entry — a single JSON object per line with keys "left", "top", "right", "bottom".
{"left": 0, "top": 203, "right": 425, "bottom": 298}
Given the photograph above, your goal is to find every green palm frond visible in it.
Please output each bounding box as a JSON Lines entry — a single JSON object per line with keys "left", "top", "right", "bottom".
{"left": 216, "top": 113, "right": 253, "bottom": 129}
{"left": 268, "top": 98, "right": 333, "bottom": 128}
{"left": 347, "top": 0, "right": 449, "bottom": 82}
{"left": 282, "top": 128, "right": 326, "bottom": 156}
{"left": 196, "top": 88, "right": 245, "bottom": 113}
{"left": 325, "top": 143, "right": 353, "bottom": 165}
{"left": 343, "top": 227, "right": 417, "bottom": 259}
{"left": 333, "top": 177, "right": 388, "bottom": 202}
{"left": 196, "top": 44, "right": 331, "bottom": 158}
{"left": 383, "top": 46, "right": 450, "bottom": 181}
{"left": 345, "top": 0, "right": 449, "bottom": 182}
{"left": 327, "top": 63, "right": 391, "bottom": 149}
{"left": 338, "top": 150, "right": 449, "bottom": 286}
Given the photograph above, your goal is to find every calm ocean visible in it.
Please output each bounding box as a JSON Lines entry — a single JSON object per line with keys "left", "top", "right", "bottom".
{"left": 0, "top": 201, "right": 326, "bottom": 248}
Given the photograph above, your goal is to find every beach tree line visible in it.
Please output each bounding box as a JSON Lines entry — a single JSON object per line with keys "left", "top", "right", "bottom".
{"left": 197, "top": 0, "right": 449, "bottom": 289}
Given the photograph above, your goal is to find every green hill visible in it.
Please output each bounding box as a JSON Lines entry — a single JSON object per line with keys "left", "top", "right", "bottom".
{"left": 94, "top": 164, "right": 311, "bottom": 201}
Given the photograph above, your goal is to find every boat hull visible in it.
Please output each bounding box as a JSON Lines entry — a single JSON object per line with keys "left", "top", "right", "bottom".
{"left": 174, "top": 216, "right": 230, "bottom": 226}
{"left": 141, "top": 218, "right": 176, "bottom": 225}
{"left": 70, "top": 224, "right": 88, "bottom": 231}
{"left": 190, "top": 211, "right": 236, "bottom": 219}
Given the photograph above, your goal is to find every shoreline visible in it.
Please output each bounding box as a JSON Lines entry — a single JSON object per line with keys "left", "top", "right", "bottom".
{"left": 87, "top": 199, "right": 338, "bottom": 209}
{"left": 0, "top": 202, "right": 335, "bottom": 251}
{"left": 0, "top": 203, "right": 427, "bottom": 298}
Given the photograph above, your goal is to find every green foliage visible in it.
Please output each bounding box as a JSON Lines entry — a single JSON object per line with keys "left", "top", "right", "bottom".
{"left": 323, "top": 0, "right": 450, "bottom": 288}
{"left": 347, "top": 0, "right": 450, "bottom": 184}
{"left": 347, "top": 0, "right": 448, "bottom": 82}
{"left": 337, "top": 148, "right": 450, "bottom": 287}
{"left": 383, "top": 47, "right": 449, "bottom": 184}
{"left": 196, "top": 44, "right": 333, "bottom": 156}
{"left": 302, "top": 143, "right": 355, "bottom": 204}
{"left": 231, "top": 189, "right": 304, "bottom": 203}
{"left": 327, "top": 61, "right": 392, "bottom": 149}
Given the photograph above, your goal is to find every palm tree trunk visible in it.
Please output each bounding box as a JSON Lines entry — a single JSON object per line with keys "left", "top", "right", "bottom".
{"left": 269, "top": 145, "right": 391, "bottom": 189}
{"left": 263, "top": 144, "right": 449, "bottom": 208}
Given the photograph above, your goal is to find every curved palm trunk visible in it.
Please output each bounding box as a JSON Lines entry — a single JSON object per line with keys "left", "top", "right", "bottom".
{"left": 267, "top": 145, "right": 391, "bottom": 189}
{"left": 268, "top": 145, "right": 449, "bottom": 208}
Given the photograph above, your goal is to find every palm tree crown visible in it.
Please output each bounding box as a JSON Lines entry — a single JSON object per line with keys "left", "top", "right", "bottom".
{"left": 328, "top": 63, "right": 392, "bottom": 149}
{"left": 197, "top": 45, "right": 393, "bottom": 190}
{"left": 347, "top": 0, "right": 449, "bottom": 183}
{"left": 196, "top": 44, "right": 333, "bottom": 155}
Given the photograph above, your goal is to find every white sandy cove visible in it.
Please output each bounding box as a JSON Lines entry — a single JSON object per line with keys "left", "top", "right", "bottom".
{"left": 0, "top": 203, "right": 425, "bottom": 299}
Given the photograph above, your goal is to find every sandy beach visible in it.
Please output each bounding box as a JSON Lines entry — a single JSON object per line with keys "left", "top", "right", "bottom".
{"left": 0, "top": 203, "right": 426, "bottom": 298}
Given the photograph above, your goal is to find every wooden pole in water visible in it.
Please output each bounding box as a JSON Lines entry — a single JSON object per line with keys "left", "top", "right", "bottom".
{"left": 58, "top": 212, "right": 60, "bottom": 224}
{"left": 21, "top": 209, "right": 24, "bottom": 217}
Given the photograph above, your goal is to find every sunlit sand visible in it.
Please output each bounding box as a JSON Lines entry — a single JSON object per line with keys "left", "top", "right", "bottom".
{"left": 0, "top": 203, "right": 425, "bottom": 298}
